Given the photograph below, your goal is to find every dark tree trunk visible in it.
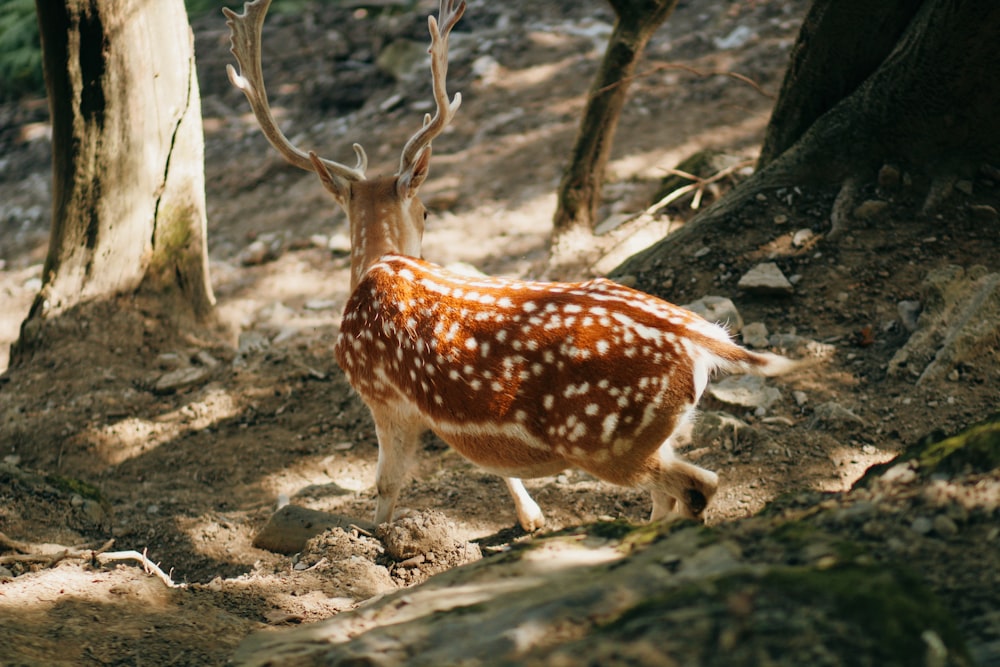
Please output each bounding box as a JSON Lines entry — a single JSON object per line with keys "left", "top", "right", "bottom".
{"left": 614, "top": 0, "right": 1000, "bottom": 276}
{"left": 13, "top": 0, "right": 214, "bottom": 365}
{"left": 549, "top": 0, "right": 678, "bottom": 275}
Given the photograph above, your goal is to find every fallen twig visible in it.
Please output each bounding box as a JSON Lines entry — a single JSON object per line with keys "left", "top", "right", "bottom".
{"left": 0, "top": 537, "right": 181, "bottom": 588}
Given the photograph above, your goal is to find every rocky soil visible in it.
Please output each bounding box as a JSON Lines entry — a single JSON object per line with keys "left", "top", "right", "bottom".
{"left": 1, "top": 0, "right": 998, "bottom": 665}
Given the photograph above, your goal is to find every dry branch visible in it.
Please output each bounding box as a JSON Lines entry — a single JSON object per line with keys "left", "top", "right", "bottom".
{"left": 0, "top": 535, "right": 180, "bottom": 588}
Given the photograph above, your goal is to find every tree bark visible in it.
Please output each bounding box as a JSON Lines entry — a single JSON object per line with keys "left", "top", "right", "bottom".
{"left": 614, "top": 0, "right": 1000, "bottom": 277}
{"left": 552, "top": 0, "right": 678, "bottom": 239}
{"left": 13, "top": 0, "right": 214, "bottom": 364}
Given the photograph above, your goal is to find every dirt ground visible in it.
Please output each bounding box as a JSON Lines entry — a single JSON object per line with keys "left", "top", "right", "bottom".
{"left": 1, "top": 0, "right": 998, "bottom": 665}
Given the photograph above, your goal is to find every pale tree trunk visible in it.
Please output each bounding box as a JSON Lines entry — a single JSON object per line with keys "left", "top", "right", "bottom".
{"left": 549, "top": 0, "right": 678, "bottom": 278}
{"left": 13, "top": 0, "right": 214, "bottom": 364}
{"left": 614, "top": 0, "right": 1000, "bottom": 276}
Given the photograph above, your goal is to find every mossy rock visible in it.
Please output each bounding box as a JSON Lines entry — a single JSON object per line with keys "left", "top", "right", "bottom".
{"left": 856, "top": 413, "right": 1000, "bottom": 487}
{"left": 575, "top": 563, "right": 971, "bottom": 667}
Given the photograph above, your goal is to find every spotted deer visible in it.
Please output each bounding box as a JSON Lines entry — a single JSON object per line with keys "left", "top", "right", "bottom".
{"left": 225, "top": 0, "right": 800, "bottom": 530}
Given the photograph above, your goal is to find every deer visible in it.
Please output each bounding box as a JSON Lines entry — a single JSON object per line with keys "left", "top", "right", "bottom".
{"left": 225, "top": 0, "right": 802, "bottom": 531}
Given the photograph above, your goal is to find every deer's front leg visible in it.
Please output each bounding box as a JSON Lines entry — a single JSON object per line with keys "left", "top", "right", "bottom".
{"left": 504, "top": 477, "right": 545, "bottom": 532}
{"left": 372, "top": 415, "right": 423, "bottom": 525}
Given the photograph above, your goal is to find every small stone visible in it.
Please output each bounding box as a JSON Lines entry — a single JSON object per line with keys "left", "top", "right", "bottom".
{"left": 693, "top": 246, "right": 712, "bottom": 258}
{"left": 741, "top": 321, "right": 769, "bottom": 348}
{"left": 910, "top": 516, "right": 933, "bottom": 534}
{"left": 683, "top": 296, "right": 743, "bottom": 333}
{"left": 737, "top": 263, "right": 793, "bottom": 295}
{"left": 853, "top": 200, "right": 888, "bottom": 220}
{"left": 954, "top": 179, "right": 974, "bottom": 195}
{"left": 809, "top": 401, "right": 865, "bottom": 428}
{"left": 153, "top": 366, "right": 212, "bottom": 393}
{"left": 793, "top": 390, "right": 808, "bottom": 406}
{"left": 946, "top": 368, "right": 960, "bottom": 381}
{"left": 773, "top": 214, "right": 788, "bottom": 225}
{"left": 238, "top": 235, "right": 284, "bottom": 266}
{"left": 877, "top": 164, "right": 901, "bottom": 189}
{"left": 897, "top": 300, "right": 922, "bottom": 332}
{"left": 614, "top": 274, "right": 638, "bottom": 288}
{"left": 304, "top": 299, "right": 339, "bottom": 311}
{"left": 932, "top": 514, "right": 958, "bottom": 538}
{"left": 195, "top": 350, "right": 219, "bottom": 367}
{"left": 707, "top": 375, "right": 781, "bottom": 409}
{"left": 327, "top": 232, "right": 352, "bottom": 255}
{"left": 0, "top": 565, "right": 13, "bottom": 580}
{"left": 156, "top": 352, "right": 185, "bottom": 370}
{"left": 792, "top": 228, "right": 814, "bottom": 247}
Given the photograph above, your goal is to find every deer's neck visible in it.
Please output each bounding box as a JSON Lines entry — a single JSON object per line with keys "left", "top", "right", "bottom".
{"left": 347, "top": 179, "right": 423, "bottom": 292}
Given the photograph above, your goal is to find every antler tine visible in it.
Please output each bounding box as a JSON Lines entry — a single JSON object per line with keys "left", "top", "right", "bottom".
{"left": 224, "top": 0, "right": 366, "bottom": 182}
{"left": 397, "top": 0, "right": 466, "bottom": 176}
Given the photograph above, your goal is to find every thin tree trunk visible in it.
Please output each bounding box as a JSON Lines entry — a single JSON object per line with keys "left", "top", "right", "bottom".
{"left": 15, "top": 0, "right": 214, "bottom": 363}
{"left": 552, "top": 0, "right": 678, "bottom": 239}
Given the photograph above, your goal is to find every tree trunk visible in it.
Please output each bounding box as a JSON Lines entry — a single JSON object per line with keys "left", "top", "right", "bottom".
{"left": 549, "top": 0, "right": 678, "bottom": 273}
{"left": 614, "top": 0, "right": 1000, "bottom": 277}
{"left": 13, "top": 0, "right": 214, "bottom": 364}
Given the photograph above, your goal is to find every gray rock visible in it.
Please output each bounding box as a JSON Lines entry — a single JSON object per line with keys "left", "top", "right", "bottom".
{"left": 683, "top": 295, "right": 743, "bottom": 333}
{"left": 932, "top": 514, "right": 958, "bottom": 538}
{"left": 809, "top": 401, "right": 866, "bottom": 428}
{"left": 897, "top": 300, "right": 922, "bottom": 332}
{"left": 737, "top": 263, "right": 793, "bottom": 295}
{"left": 153, "top": 365, "right": 212, "bottom": 393}
{"left": 741, "top": 321, "right": 769, "bottom": 348}
{"left": 707, "top": 375, "right": 781, "bottom": 410}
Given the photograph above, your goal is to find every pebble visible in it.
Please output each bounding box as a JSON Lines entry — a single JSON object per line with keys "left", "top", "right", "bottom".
{"left": 238, "top": 234, "right": 284, "bottom": 266}
{"left": 808, "top": 401, "right": 866, "bottom": 428}
{"left": 897, "top": 300, "right": 922, "bottom": 332}
{"left": 707, "top": 375, "right": 781, "bottom": 409}
{"left": 853, "top": 200, "right": 888, "bottom": 220}
{"left": 792, "top": 228, "right": 814, "bottom": 247}
{"left": 932, "top": 515, "right": 958, "bottom": 538}
{"left": 154, "top": 366, "right": 212, "bottom": 393}
{"left": 877, "top": 164, "right": 901, "bottom": 189}
{"left": 683, "top": 295, "right": 743, "bottom": 333}
{"left": 910, "top": 516, "right": 933, "bottom": 534}
{"left": 737, "top": 263, "right": 793, "bottom": 295}
{"left": 741, "top": 321, "right": 769, "bottom": 348}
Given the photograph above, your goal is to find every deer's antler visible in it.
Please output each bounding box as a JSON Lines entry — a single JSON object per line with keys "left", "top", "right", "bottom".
{"left": 224, "top": 0, "right": 367, "bottom": 189}
{"left": 397, "top": 0, "right": 466, "bottom": 177}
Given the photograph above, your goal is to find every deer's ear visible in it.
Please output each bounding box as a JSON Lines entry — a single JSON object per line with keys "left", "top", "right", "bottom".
{"left": 398, "top": 146, "right": 432, "bottom": 199}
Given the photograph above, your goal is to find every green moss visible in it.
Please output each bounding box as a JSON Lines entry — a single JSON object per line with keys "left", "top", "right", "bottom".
{"left": 762, "top": 564, "right": 971, "bottom": 666}
{"left": 597, "top": 563, "right": 970, "bottom": 666}
{"left": 770, "top": 519, "right": 818, "bottom": 548}
{"left": 45, "top": 474, "right": 105, "bottom": 503}
{"left": 915, "top": 413, "right": 1000, "bottom": 474}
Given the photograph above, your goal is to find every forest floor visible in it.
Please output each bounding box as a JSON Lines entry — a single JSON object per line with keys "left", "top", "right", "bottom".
{"left": 1, "top": 0, "right": 998, "bottom": 665}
